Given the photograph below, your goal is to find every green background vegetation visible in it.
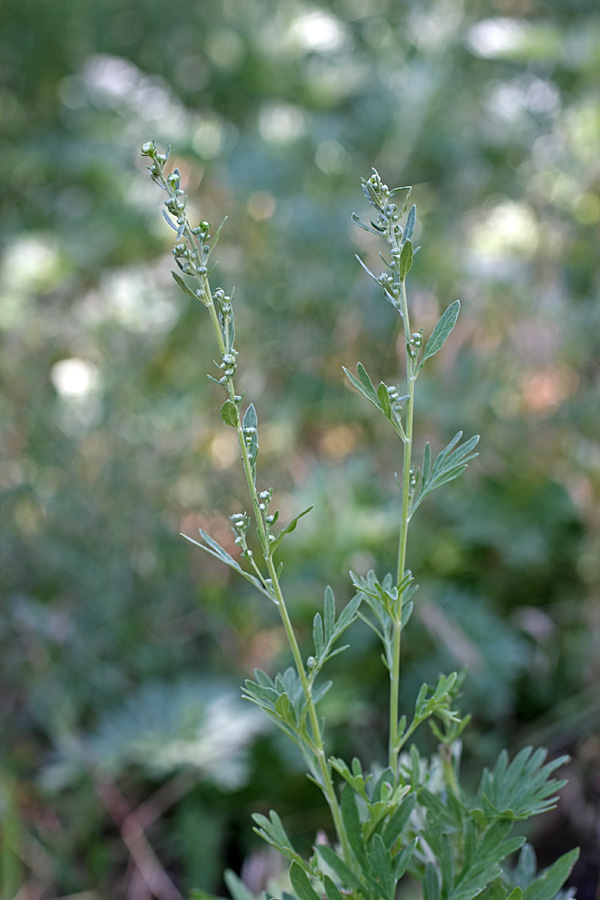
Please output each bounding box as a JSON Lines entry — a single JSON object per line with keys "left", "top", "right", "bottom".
{"left": 1, "top": 0, "right": 599, "bottom": 897}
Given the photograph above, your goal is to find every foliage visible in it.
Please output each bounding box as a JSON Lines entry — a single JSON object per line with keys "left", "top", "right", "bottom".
{"left": 143, "top": 143, "right": 579, "bottom": 900}
{"left": 1, "top": 1, "right": 599, "bottom": 895}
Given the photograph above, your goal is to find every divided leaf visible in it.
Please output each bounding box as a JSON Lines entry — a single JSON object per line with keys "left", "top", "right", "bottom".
{"left": 309, "top": 587, "right": 362, "bottom": 676}
{"left": 411, "top": 431, "right": 479, "bottom": 515}
{"left": 476, "top": 747, "right": 569, "bottom": 820}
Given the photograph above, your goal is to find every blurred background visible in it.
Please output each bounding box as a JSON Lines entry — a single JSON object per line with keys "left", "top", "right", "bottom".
{"left": 1, "top": 0, "right": 599, "bottom": 897}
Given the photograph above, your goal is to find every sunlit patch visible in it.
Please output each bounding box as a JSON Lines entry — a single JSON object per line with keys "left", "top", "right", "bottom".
{"left": 573, "top": 192, "right": 600, "bottom": 225}
{"left": 315, "top": 139, "right": 349, "bottom": 175}
{"left": 51, "top": 358, "right": 100, "bottom": 398}
{"left": 205, "top": 29, "right": 245, "bottom": 69}
{"left": 258, "top": 102, "right": 309, "bottom": 144}
{"left": 192, "top": 118, "right": 227, "bottom": 158}
{"left": 247, "top": 191, "right": 277, "bottom": 221}
{"left": 318, "top": 424, "right": 362, "bottom": 459}
{"left": 211, "top": 430, "right": 239, "bottom": 469}
{"left": 468, "top": 200, "right": 539, "bottom": 262}
{"left": 0, "top": 234, "right": 62, "bottom": 294}
{"left": 287, "top": 9, "right": 348, "bottom": 53}
{"left": 521, "top": 366, "right": 578, "bottom": 414}
{"left": 488, "top": 75, "right": 560, "bottom": 122}
{"left": 467, "top": 17, "right": 529, "bottom": 58}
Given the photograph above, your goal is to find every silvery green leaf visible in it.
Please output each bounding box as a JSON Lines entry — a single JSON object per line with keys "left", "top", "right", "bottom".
{"left": 162, "top": 209, "right": 179, "bottom": 232}
{"left": 522, "top": 849, "right": 580, "bottom": 900}
{"left": 399, "top": 239, "right": 413, "bottom": 279}
{"left": 423, "top": 864, "right": 441, "bottom": 900}
{"left": 422, "top": 299, "right": 461, "bottom": 365}
{"left": 182, "top": 530, "right": 272, "bottom": 599}
{"left": 341, "top": 785, "right": 366, "bottom": 865}
{"left": 224, "top": 870, "right": 257, "bottom": 900}
{"left": 242, "top": 403, "right": 257, "bottom": 430}
{"left": 289, "top": 862, "right": 322, "bottom": 900}
{"left": 477, "top": 747, "right": 569, "bottom": 820}
{"left": 404, "top": 204, "right": 417, "bottom": 242}
{"left": 343, "top": 363, "right": 380, "bottom": 410}
{"left": 377, "top": 381, "right": 393, "bottom": 419}
{"left": 312, "top": 612, "right": 324, "bottom": 657}
{"left": 171, "top": 270, "right": 199, "bottom": 299}
{"left": 315, "top": 846, "right": 363, "bottom": 892}
{"left": 270, "top": 506, "right": 313, "bottom": 553}
{"left": 323, "top": 875, "right": 344, "bottom": 900}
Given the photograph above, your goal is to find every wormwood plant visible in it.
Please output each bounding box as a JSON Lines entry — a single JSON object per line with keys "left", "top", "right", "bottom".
{"left": 141, "top": 141, "right": 579, "bottom": 900}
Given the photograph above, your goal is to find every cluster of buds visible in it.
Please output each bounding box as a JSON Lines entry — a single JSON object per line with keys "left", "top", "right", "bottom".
{"left": 386, "top": 384, "right": 408, "bottom": 416}
{"left": 172, "top": 240, "right": 200, "bottom": 276}
{"left": 217, "top": 350, "right": 238, "bottom": 384}
{"left": 213, "top": 288, "right": 232, "bottom": 318}
{"left": 230, "top": 512, "right": 253, "bottom": 558}
{"left": 407, "top": 330, "right": 423, "bottom": 359}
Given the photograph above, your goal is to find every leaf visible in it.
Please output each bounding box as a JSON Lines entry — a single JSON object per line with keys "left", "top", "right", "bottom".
{"left": 377, "top": 381, "right": 393, "bottom": 419}
{"left": 507, "top": 890, "right": 524, "bottom": 900}
{"left": 220, "top": 399, "right": 238, "bottom": 428}
{"left": 324, "top": 586, "right": 335, "bottom": 639}
{"left": 411, "top": 431, "right": 479, "bottom": 515}
{"left": 477, "top": 747, "right": 569, "bottom": 820}
{"left": 422, "top": 299, "right": 460, "bottom": 365}
{"left": 242, "top": 403, "right": 257, "bottom": 430}
{"left": 367, "top": 834, "right": 393, "bottom": 897}
{"left": 312, "top": 612, "right": 324, "bottom": 657}
{"left": 404, "top": 204, "right": 416, "bottom": 242}
{"left": 270, "top": 506, "right": 313, "bottom": 553}
{"left": 323, "top": 875, "right": 344, "bottom": 900}
{"left": 172, "top": 270, "right": 200, "bottom": 300}
{"left": 381, "top": 792, "right": 416, "bottom": 849}
{"left": 224, "top": 870, "right": 257, "bottom": 900}
{"left": 523, "top": 849, "right": 579, "bottom": 900}
{"left": 399, "top": 239, "right": 413, "bottom": 279}
{"left": 341, "top": 784, "right": 366, "bottom": 865}
{"left": 343, "top": 363, "right": 380, "bottom": 410}
{"left": 182, "top": 530, "right": 273, "bottom": 599}
{"left": 289, "top": 863, "right": 322, "bottom": 900}
{"left": 252, "top": 810, "right": 303, "bottom": 864}
{"left": 423, "top": 863, "right": 441, "bottom": 900}
{"left": 316, "top": 846, "right": 363, "bottom": 892}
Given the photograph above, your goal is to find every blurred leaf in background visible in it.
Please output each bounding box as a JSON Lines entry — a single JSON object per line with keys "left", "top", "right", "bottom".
{"left": 1, "top": 0, "right": 599, "bottom": 896}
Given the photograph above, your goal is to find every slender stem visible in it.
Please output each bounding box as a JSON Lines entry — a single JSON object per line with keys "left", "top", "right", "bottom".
{"left": 154, "top": 166, "right": 352, "bottom": 865}
{"left": 389, "top": 275, "right": 415, "bottom": 778}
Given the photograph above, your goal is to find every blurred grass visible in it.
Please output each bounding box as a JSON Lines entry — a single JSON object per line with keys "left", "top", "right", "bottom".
{"left": 1, "top": 0, "right": 599, "bottom": 896}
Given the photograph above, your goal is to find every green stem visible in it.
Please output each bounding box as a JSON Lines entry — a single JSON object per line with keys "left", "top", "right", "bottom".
{"left": 165, "top": 176, "right": 352, "bottom": 865}
{"left": 389, "top": 276, "right": 415, "bottom": 779}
